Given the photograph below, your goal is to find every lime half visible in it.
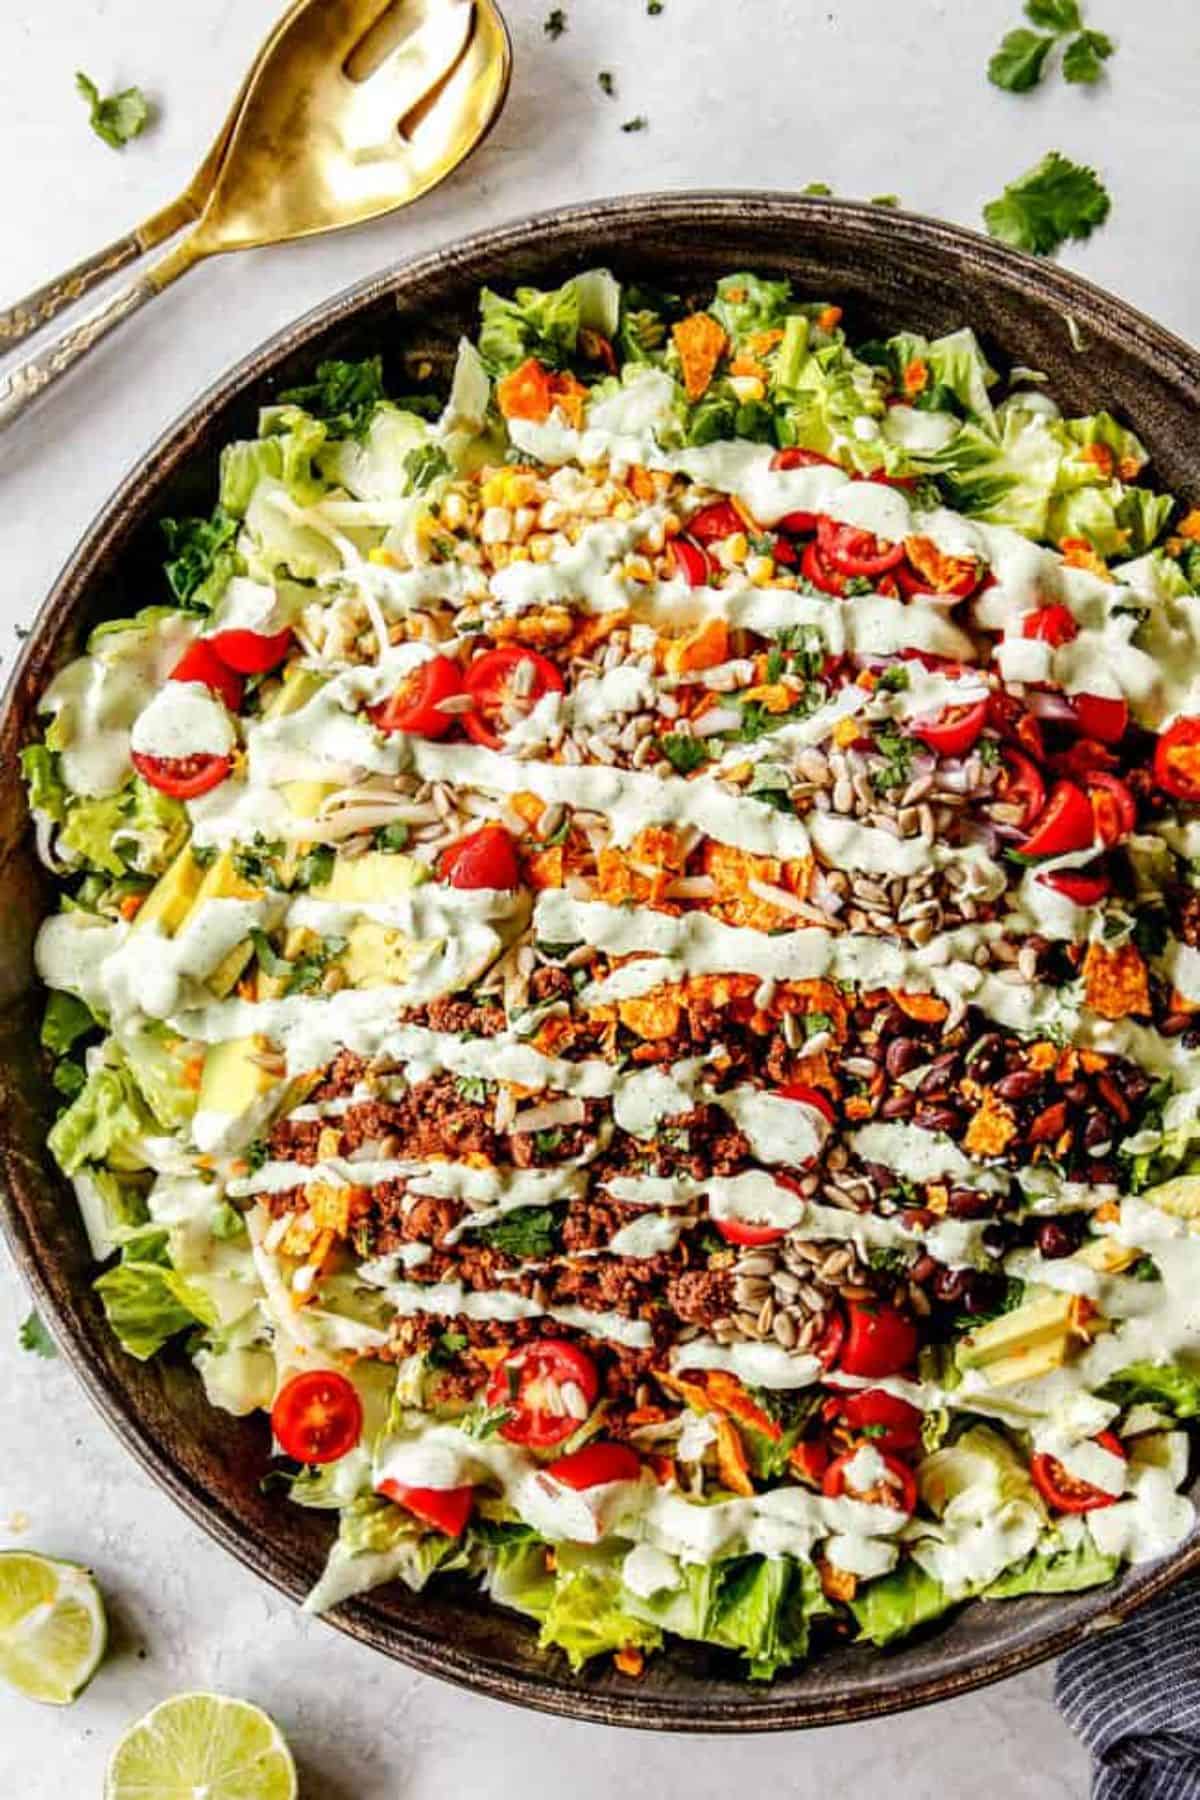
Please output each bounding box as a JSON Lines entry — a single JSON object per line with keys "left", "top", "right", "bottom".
{"left": 0, "top": 1549, "right": 107, "bottom": 1705}
{"left": 105, "top": 1691, "right": 298, "bottom": 1800}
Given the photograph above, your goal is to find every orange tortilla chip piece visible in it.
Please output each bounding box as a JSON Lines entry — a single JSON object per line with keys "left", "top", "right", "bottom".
{"left": 714, "top": 1416, "right": 755, "bottom": 1498}
{"left": 619, "top": 993, "right": 683, "bottom": 1040}
{"left": 662, "top": 616, "right": 729, "bottom": 675}
{"left": 496, "top": 357, "right": 554, "bottom": 422}
{"left": 963, "top": 1092, "right": 1018, "bottom": 1158}
{"left": 672, "top": 312, "right": 728, "bottom": 401}
{"left": 1083, "top": 940, "right": 1151, "bottom": 1019}
{"left": 892, "top": 991, "right": 949, "bottom": 1024}
{"left": 525, "top": 845, "right": 565, "bottom": 891}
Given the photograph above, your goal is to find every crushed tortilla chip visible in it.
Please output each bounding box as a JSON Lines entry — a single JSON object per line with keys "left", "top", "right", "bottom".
{"left": 1177, "top": 508, "right": 1200, "bottom": 543}
{"left": 662, "top": 616, "right": 729, "bottom": 675}
{"left": 1083, "top": 940, "right": 1151, "bottom": 1019}
{"left": 614, "top": 1646, "right": 645, "bottom": 1678}
{"left": 619, "top": 993, "right": 683, "bottom": 1040}
{"left": 496, "top": 357, "right": 554, "bottom": 422}
{"left": 1060, "top": 537, "right": 1115, "bottom": 581}
{"left": 672, "top": 312, "right": 728, "bottom": 401}
{"left": 963, "top": 1091, "right": 1018, "bottom": 1158}
{"left": 525, "top": 845, "right": 565, "bottom": 891}
{"left": 892, "top": 990, "right": 949, "bottom": 1024}
{"left": 714, "top": 1416, "right": 755, "bottom": 1497}
{"left": 740, "top": 682, "right": 794, "bottom": 714}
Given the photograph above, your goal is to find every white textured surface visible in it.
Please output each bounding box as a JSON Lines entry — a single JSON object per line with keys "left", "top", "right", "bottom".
{"left": 2, "top": 0, "right": 1196, "bottom": 1789}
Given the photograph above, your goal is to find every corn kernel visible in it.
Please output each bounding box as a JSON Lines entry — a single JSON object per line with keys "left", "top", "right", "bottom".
{"left": 538, "top": 499, "right": 567, "bottom": 530}
{"left": 512, "top": 506, "right": 536, "bottom": 543}
{"left": 480, "top": 474, "right": 508, "bottom": 507}
{"left": 440, "top": 491, "right": 468, "bottom": 529}
{"left": 774, "top": 573, "right": 799, "bottom": 590}
{"left": 724, "top": 531, "right": 749, "bottom": 566}
{"left": 640, "top": 522, "right": 666, "bottom": 554}
{"left": 480, "top": 505, "right": 513, "bottom": 544}
{"left": 832, "top": 717, "right": 860, "bottom": 749}
{"left": 728, "top": 374, "right": 766, "bottom": 403}
{"left": 613, "top": 500, "right": 635, "bottom": 521}
{"left": 747, "top": 554, "right": 776, "bottom": 586}
{"left": 367, "top": 546, "right": 397, "bottom": 566}
{"left": 662, "top": 512, "right": 682, "bottom": 538}
{"left": 625, "top": 555, "right": 654, "bottom": 584}
{"left": 529, "top": 534, "right": 554, "bottom": 563}
{"left": 508, "top": 545, "right": 531, "bottom": 563}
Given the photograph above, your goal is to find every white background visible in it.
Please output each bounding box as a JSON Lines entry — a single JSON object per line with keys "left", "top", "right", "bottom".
{"left": 3, "top": 0, "right": 1198, "bottom": 1791}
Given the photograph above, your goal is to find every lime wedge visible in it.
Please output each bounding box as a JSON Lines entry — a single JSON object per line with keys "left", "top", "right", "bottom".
{"left": 105, "top": 1691, "right": 298, "bottom": 1800}
{"left": 0, "top": 1549, "right": 107, "bottom": 1705}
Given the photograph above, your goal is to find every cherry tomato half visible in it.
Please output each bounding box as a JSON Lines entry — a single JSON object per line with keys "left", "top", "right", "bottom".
{"left": 371, "top": 654, "right": 463, "bottom": 738}
{"left": 987, "top": 689, "right": 1045, "bottom": 762}
{"left": 896, "top": 536, "right": 981, "bottom": 600}
{"left": 271, "top": 1370, "right": 363, "bottom": 1465}
{"left": 207, "top": 626, "right": 293, "bottom": 675}
{"left": 170, "top": 641, "right": 244, "bottom": 713}
{"left": 801, "top": 537, "right": 848, "bottom": 595}
{"left": 687, "top": 501, "right": 744, "bottom": 544}
{"left": 1155, "top": 716, "right": 1200, "bottom": 802}
{"left": 1017, "top": 779, "right": 1095, "bottom": 860}
{"left": 1085, "top": 771, "right": 1137, "bottom": 847}
{"left": 776, "top": 1080, "right": 837, "bottom": 1125}
{"left": 713, "top": 1216, "right": 788, "bottom": 1248}
{"left": 1040, "top": 865, "right": 1111, "bottom": 906}
{"left": 1030, "top": 1430, "right": 1127, "bottom": 1514}
{"left": 770, "top": 447, "right": 837, "bottom": 534}
{"left": 814, "top": 1306, "right": 846, "bottom": 1371}
{"left": 1070, "top": 693, "right": 1129, "bottom": 745}
{"left": 817, "top": 515, "right": 905, "bottom": 577}
{"left": 1021, "top": 604, "right": 1079, "bottom": 647}
{"left": 911, "top": 699, "right": 988, "bottom": 759}
{"left": 998, "top": 749, "right": 1047, "bottom": 833}
{"left": 839, "top": 1302, "right": 919, "bottom": 1379}
{"left": 546, "top": 1441, "right": 642, "bottom": 1489}
{"left": 826, "top": 1387, "right": 924, "bottom": 1452}
{"left": 823, "top": 1447, "right": 918, "bottom": 1513}
{"left": 669, "top": 537, "right": 712, "bottom": 587}
{"left": 486, "top": 1339, "right": 600, "bottom": 1449}
{"left": 438, "top": 824, "right": 520, "bottom": 891}
{"left": 377, "top": 1478, "right": 474, "bottom": 1537}
{"left": 463, "top": 647, "right": 565, "bottom": 750}
{"left": 130, "top": 749, "right": 232, "bottom": 800}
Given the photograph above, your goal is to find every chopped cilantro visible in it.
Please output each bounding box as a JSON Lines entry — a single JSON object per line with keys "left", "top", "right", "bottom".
{"left": 533, "top": 1129, "right": 564, "bottom": 1157}
{"left": 648, "top": 0, "right": 664, "bottom": 11}
{"left": 1062, "top": 28, "right": 1114, "bottom": 82}
{"left": 476, "top": 1207, "right": 560, "bottom": 1258}
{"left": 598, "top": 71, "right": 615, "bottom": 97}
{"left": 867, "top": 1247, "right": 911, "bottom": 1279}
{"left": 280, "top": 357, "right": 387, "bottom": 440}
{"left": 872, "top": 728, "right": 917, "bottom": 792}
{"left": 988, "top": 28, "right": 1057, "bottom": 91}
{"left": 870, "top": 194, "right": 901, "bottom": 208}
{"left": 244, "top": 1140, "right": 269, "bottom": 1174}
{"left": 52, "top": 1060, "right": 87, "bottom": 1101}
{"left": 75, "top": 71, "right": 150, "bottom": 149}
{"left": 1130, "top": 1255, "right": 1162, "bottom": 1283}
{"left": 877, "top": 664, "right": 909, "bottom": 692}
{"left": 292, "top": 844, "right": 335, "bottom": 890}
{"left": 805, "top": 1011, "right": 835, "bottom": 1037}
{"left": 456, "top": 1075, "right": 491, "bottom": 1105}
{"left": 621, "top": 116, "right": 648, "bottom": 133}
{"left": 18, "top": 1310, "right": 57, "bottom": 1359}
{"left": 983, "top": 152, "right": 1111, "bottom": 256}
{"left": 801, "top": 181, "right": 833, "bottom": 197}
{"left": 462, "top": 1402, "right": 512, "bottom": 1440}
{"left": 250, "top": 928, "right": 347, "bottom": 995}
{"left": 659, "top": 733, "right": 710, "bottom": 774}
{"left": 1025, "top": 0, "right": 1080, "bottom": 27}
{"left": 403, "top": 444, "right": 451, "bottom": 492}
{"left": 232, "top": 837, "right": 287, "bottom": 888}
{"left": 544, "top": 7, "right": 567, "bottom": 38}
{"left": 372, "top": 821, "right": 411, "bottom": 854}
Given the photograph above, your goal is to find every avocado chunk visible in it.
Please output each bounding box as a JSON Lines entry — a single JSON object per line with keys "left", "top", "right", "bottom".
{"left": 195, "top": 1035, "right": 282, "bottom": 1153}
{"left": 958, "top": 1291, "right": 1089, "bottom": 1383}
{"left": 310, "top": 850, "right": 429, "bottom": 903}
{"left": 135, "top": 844, "right": 206, "bottom": 936}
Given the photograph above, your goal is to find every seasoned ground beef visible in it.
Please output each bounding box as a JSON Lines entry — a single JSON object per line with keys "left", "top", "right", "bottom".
{"left": 667, "top": 1268, "right": 735, "bottom": 1327}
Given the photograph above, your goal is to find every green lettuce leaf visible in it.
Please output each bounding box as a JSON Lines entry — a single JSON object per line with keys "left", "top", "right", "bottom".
{"left": 58, "top": 792, "right": 129, "bottom": 877}
{"left": 121, "top": 1024, "right": 199, "bottom": 1131}
{"left": 485, "top": 1537, "right": 558, "bottom": 1620}
{"left": 115, "top": 777, "right": 189, "bottom": 877}
{"left": 278, "top": 358, "right": 387, "bottom": 440}
{"left": 536, "top": 1565, "right": 663, "bottom": 1672}
{"left": 94, "top": 1227, "right": 217, "bottom": 1360}
{"left": 983, "top": 1533, "right": 1118, "bottom": 1598}
{"left": 850, "top": 1559, "right": 960, "bottom": 1647}
{"left": 709, "top": 272, "right": 793, "bottom": 343}
{"left": 1099, "top": 1360, "right": 1200, "bottom": 1419}
{"left": 218, "top": 439, "right": 284, "bottom": 517}
{"left": 705, "top": 1554, "right": 830, "bottom": 1679}
{"left": 41, "top": 990, "right": 95, "bottom": 1057}
{"left": 929, "top": 402, "right": 1064, "bottom": 536}
{"left": 20, "top": 745, "right": 68, "bottom": 823}
{"left": 478, "top": 278, "right": 582, "bottom": 376}
{"left": 47, "top": 1057, "right": 156, "bottom": 1175}
{"left": 161, "top": 509, "right": 241, "bottom": 611}
{"left": 304, "top": 1495, "right": 466, "bottom": 1613}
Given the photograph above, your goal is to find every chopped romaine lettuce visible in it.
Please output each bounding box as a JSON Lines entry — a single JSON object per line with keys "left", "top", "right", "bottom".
{"left": 47, "top": 1056, "right": 156, "bottom": 1175}
{"left": 94, "top": 1227, "right": 217, "bottom": 1360}
{"left": 851, "top": 1559, "right": 959, "bottom": 1647}
{"left": 1100, "top": 1361, "right": 1200, "bottom": 1420}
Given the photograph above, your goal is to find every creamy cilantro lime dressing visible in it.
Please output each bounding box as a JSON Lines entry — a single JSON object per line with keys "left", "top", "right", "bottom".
{"left": 357, "top": 1271, "right": 654, "bottom": 1349}
{"left": 40, "top": 611, "right": 201, "bottom": 796}
{"left": 129, "top": 682, "right": 236, "bottom": 763}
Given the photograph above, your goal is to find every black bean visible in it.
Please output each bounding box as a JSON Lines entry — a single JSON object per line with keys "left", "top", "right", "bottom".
{"left": 885, "top": 1037, "right": 923, "bottom": 1080}
{"left": 1063, "top": 1080, "right": 1091, "bottom": 1106}
{"left": 1083, "top": 1113, "right": 1112, "bottom": 1151}
{"left": 1034, "top": 1217, "right": 1083, "bottom": 1260}
{"left": 880, "top": 1090, "right": 915, "bottom": 1120}
{"left": 914, "top": 1105, "right": 960, "bottom": 1132}
{"left": 932, "top": 1267, "right": 968, "bottom": 1304}
{"left": 947, "top": 1187, "right": 994, "bottom": 1220}
{"left": 968, "top": 1033, "right": 1005, "bottom": 1080}
{"left": 1160, "top": 1013, "right": 1193, "bottom": 1038}
{"left": 994, "top": 1069, "right": 1041, "bottom": 1102}
{"left": 959, "top": 1272, "right": 1005, "bottom": 1315}
{"left": 919, "top": 1052, "right": 960, "bottom": 1094}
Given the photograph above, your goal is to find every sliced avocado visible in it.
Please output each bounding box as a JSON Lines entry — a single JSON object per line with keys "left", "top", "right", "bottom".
{"left": 310, "top": 850, "right": 429, "bottom": 903}
{"left": 263, "top": 664, "right": 326, "bottom": 720}
{"left": 958, "top": 1291, "right": 1085, "bottom": 1373}
{"left": 197, "top": 1034, "right": 279, "bottom": 1127}
{"left": 135, "top": 844, "right": 206, "bottom": 936}
{"left": 1076, "top": 1236, "right": 1143, "bottom": 1276}
{"left": 972, "top": 1335, "right": 1074, "bottom": 1388}
{"left": 342, "top": 921, "right": 414, "bottom": 988}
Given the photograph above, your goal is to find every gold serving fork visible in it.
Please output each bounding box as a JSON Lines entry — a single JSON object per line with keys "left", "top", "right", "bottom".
{"left": 0, "top": 0, "right": 510, "bottom": 432}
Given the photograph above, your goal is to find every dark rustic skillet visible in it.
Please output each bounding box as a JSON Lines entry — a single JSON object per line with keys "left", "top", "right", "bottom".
{"left": 3, "top": 192, "right": 1199, "bottom": 1730}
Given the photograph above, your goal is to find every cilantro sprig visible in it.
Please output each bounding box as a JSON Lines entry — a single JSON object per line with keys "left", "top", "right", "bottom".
{"left": 983, "top": 152, "right": 1111, "bottom": 256}
{"left": 75, "top": 71, "right": 151, "bottom": 149}
{"left": 989, "top": 2, "right": 1114, "bottom": 93}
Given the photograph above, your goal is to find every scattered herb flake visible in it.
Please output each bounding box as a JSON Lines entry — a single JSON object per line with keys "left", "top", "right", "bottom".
{"left": 1025, "top": 0, "right": 1080, "bottom": 27}
{"left": 659, "top": 733, "right": 710, "bottom": 775}
{"left": 598, "top": 71, "right": 615, "bottom": 97}
{"left": 988, "top": 28, "right": 1057, "bottom": 92}
{"left": 1062, "top": 28, "right": 1114, "bottom": 82}
{"left": 621, "top": 116, "right": 648, "bottom": 133}
{"left": 983, "top": 152, "right": 1110, "bottom": 256}
{"left": 19, "top": 1310, "right": 57, "bottom": 1359}
{"left": 75, "top": 71, "right": 150, "bottom": 149}
{"left": 456, "top": 1074, "right": 491, "bottom": 1106}
{"left": 544, "top": 7, "right": 567, "bottom": 38}
{"left": 476, "top": 1207, "right": 559, "bottom": 1259}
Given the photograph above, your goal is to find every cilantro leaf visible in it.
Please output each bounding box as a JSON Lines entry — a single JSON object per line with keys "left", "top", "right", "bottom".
{"left": 988, "top": 28, "right": 1057, "bottom": 91}
{"left": 279, "top": 357, "right": 387, "bottom": 440}
{"left": 292, "top": 844, "right": 335, "bottom": 891}
{"left": 659, "top": 733, "right": 710, "bottom": 774}
{"left": 476, "top": 1207, "right": 560, "bottom": 1259}
{"left": 75, "top": 71, "right": 150, "bottom": 149}
{"left": 19, "top": 1310, "right": 57, "bottom": 1359}
{"left": 160, "top": 510, "right": 240, "bottom": 611}
{"left": 1025, "top": 0, "right": 1080, "bottom": 27}
{"left": 403, "top": 444, "right": 451, "bottom": 492}
{"left": 1062, "top": 29, "right": 1114, "bottom": 82}
{"left": 983, "top": 152, "right": 1110, "bottom": 256}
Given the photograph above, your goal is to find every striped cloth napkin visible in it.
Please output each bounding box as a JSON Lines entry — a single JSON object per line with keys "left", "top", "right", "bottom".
{"left": 1056, "top": 1577, "right": 1200, "bottom": 1798}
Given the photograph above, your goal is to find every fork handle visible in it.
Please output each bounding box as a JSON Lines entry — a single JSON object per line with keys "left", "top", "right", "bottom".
{"left": 0, "top": 275, "right": 159, "bottom": 433}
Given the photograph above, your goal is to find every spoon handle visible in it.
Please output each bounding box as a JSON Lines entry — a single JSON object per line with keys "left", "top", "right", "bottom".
{"left": 0, "top": 275, "right": 159, "bottom": 434}
{"left": 0, "top": 232, "right": 145, "bottom": 351}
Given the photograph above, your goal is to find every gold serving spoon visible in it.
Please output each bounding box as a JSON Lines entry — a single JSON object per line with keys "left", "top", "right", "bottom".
{"left": 0, "top": 0, "right": 511, "bottom": 432}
